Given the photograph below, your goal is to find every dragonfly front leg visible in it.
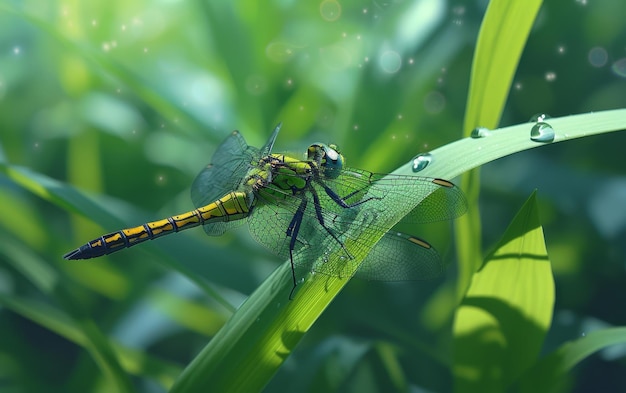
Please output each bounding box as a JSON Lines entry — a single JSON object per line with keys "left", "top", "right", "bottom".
{"left": 309, "top": 187, "right": 352, "bottom": 260}
{"left": 315, "top": 178, "right": 378, "bottom": 209}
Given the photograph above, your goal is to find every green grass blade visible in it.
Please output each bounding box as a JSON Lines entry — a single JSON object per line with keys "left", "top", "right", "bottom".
{"left": 0, "top": 294, "right": 182, "bottom": 389}
{"left": 0, "top": 163, "right": 240, "bottom": 310}
{"left": 518, "top": 327, "right": 626, "bottom": 393}
{"left": 464, "top": 0, "right": 543, "bottom": 131}
{"left": 452, "top": 192, "right": 554, "bottom": 391}
{"left": 457, "top": 0, "right": 543, "bottom": 300}
{"left": 0, "top": 239, "right": 135, "bottom": 393}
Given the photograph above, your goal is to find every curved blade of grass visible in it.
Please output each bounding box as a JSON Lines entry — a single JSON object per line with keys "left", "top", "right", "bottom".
{"left": 0, "top": 238, "right": 135, "bottom": 393}
{"left": 0, "top": 163, "right": 242, "bottom": 311}
{"left": 452, "top": 192, "right": 554, "bottom": 391}
{"left": 0, "top": 294, "right": 182, "bottom": 389}
{"left": 0, "top": 3, "right": 217, "bottom": 142}
{"left": 457, "top": 0, "right": 543, "bottom": 300}
{"left": 518, "top": 327, "right": 626, "bottom": 393}
{"left": 170, "top": 109, "right": 626, "bottom": 392}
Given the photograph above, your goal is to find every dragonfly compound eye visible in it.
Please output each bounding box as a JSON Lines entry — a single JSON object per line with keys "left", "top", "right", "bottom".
{"left": 320, "top": 144, "right": 343, "bottom": 179}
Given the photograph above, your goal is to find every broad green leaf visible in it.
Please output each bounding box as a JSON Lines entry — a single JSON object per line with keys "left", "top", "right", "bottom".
{"left": 519, "top": 327, "right": 626, "bottom": 393}
{"left": 453, "top": 192, "right": 554, "bottom": 392}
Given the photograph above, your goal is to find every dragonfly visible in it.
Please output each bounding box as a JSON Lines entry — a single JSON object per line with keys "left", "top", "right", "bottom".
{"left": 64, "top": 124, "right": 466, "bottom": 295}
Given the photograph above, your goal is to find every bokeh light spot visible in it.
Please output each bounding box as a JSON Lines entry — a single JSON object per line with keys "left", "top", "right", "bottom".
{"left": 320, "top": 0, "right": 341, "bottom": 22}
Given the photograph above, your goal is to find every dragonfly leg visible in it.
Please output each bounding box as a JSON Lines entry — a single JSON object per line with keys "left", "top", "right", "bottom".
{"left": 286, "top": 196, "right": 307, "bottom": 297}
{"left": 309, "top": 187, "right": 352, "bottom": 259}
{"left": 316, "top": 179, "right": 379, "bottom": 209}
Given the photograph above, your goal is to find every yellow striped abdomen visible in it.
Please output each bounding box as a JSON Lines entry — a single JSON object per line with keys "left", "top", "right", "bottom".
{"left": 64, "top": 191, "right": 250, "bottom": 260}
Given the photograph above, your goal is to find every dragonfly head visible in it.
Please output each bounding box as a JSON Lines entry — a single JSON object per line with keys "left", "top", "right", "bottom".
{"left": 307, "top": 143, "right": 344, "bottom": 179}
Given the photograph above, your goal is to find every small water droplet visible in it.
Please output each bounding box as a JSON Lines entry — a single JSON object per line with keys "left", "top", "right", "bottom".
{"left": 530, "top": 122, "right": 555, "bottom": 143}
{"left": 529, "top": 113, "right": 551, "bottom": 122}
{"left": 470, "top": 126, "right": 491, "bottom": 138}
{"left": 581, "top": 331, "right": 586, "bottom": 337}
{"left": 298, "top": 277, "right": 305, "bottom": 284}
{"left": 412, "top": 153, "right": 432, "bottom": 172}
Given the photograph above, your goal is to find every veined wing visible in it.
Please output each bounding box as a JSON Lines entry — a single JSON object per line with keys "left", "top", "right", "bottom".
{"left": 319, "top": 167, "right": 467, "bottom": 223}
{"left": 191, "top": 124, "right": 282, "bottom": 236}
{"left": 191, "top": 131, "right": 256, "bottom": 208}
{"left": 355, "top": 232, "right": 444, "bottom": 281}
{"left": 246, "top": 164, "right": 462, "bottom": 280}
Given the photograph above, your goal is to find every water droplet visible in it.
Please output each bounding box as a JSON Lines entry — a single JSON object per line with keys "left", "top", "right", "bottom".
{"left": 470, "top": 126, "right": 491, "bottom": 138}
{"left": 298, "top": 277, "right": 306, "bottom": 284}
{"left": 412, "top": 153, "right": 432, "bottom": 172}
{"left": 529, "top": 113, "right": 551, "bottom": 122}
{"left": 530, "top": 122, "right": 555, "bottom": 143}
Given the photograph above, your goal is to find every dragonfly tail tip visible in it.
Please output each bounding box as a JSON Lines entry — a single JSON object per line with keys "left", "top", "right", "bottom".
{"left": 63, "top": 248, "right": 86, "bottom": 260}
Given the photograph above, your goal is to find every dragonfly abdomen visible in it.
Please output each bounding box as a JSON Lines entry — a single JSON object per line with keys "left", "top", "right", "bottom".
{"left": 64, "top": 191, "right": 250, "bottom": 260}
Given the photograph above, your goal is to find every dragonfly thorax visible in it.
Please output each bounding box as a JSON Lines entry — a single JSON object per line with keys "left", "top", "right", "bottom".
{"left": 307, "top": 143, "right": 344, "bottom": 179}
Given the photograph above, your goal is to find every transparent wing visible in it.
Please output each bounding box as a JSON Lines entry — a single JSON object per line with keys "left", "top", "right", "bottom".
{"left": 190, "top": 125, "right": 282, "bottom": 236}
{"left": 191, "top": 124, "right": 282, "bottom": 207}
{"left": 319, "top": 167, "right": 467, "bottom": 223}
{"left": 247, "top": 180, "right": 359, "bottom": 273}
{"left": 354, "top": 232, "right": 444, "bottom": 281}
{"left": 191, "top": 131, "right": 256, "bottom": 208}
{"left": 246, "top": 166, "right": 465, "bottom": 281}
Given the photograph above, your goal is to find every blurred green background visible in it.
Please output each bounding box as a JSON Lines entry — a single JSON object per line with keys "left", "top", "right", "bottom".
{"left": 1, "top": 0, "right": 625, "bottom": 392}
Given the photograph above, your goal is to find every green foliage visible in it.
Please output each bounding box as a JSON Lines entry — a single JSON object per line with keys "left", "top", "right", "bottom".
{"left": 1, "top": 0, "right": 626, "bottom": 392}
